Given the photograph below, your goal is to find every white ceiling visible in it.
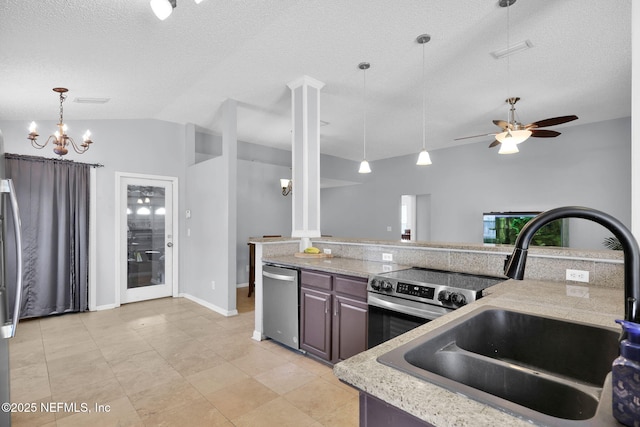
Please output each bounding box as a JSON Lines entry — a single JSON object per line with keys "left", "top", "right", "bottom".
{"left": 0, "top": 0, "right": 631, "bottom": 162}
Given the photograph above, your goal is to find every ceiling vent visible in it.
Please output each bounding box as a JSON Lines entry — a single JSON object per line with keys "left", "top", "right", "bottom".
{"left": 73, "top": 97, "right": 111, "bottom": 104}
{"left": 491, "top": 40, "right": 534, "bottom": 59}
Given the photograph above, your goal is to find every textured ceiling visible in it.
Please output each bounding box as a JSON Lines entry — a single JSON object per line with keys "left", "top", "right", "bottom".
{"left": 0, "top": 0, "right": 631, "bottom": 161}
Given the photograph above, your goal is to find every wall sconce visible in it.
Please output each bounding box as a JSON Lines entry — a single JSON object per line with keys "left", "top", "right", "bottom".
{"left": 280, "top": 179, "right": 292, "bottom": 196}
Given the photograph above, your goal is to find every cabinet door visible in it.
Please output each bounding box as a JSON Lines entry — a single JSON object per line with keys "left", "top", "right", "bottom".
{"left": 300, "top": 287, "right": 332, "bottom": 360}
{"left": 333, "top": 294, "right": 368, "bottom": 363}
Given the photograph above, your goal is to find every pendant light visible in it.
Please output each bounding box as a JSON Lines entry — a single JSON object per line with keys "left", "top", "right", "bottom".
{"left": 416, "top": 34, "right": 432, "bottom": 166}
{"left": 150, "top": 0, "right": 176, "bottom": 20}
{"left": 358, "top": 62, "right": 372, "bottom": 174}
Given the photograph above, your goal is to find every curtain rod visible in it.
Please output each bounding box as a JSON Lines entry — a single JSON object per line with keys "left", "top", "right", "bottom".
{"left": 4, "top": 153, "right": 104, "bottom": 168}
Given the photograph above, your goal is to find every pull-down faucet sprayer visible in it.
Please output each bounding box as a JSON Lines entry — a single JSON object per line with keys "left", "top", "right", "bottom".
{"left": 504, "top": 206, "right": 640, "bottom": 323}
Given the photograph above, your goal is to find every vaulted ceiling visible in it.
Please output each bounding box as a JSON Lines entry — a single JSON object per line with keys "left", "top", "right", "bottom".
{"left": 0, "top": 0, "right": 631, "bottom": 161}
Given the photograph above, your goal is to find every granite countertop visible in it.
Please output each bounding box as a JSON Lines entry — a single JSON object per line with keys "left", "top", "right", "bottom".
{"left": 261, "top": 255, "right": 411, "bottom": 278}
{"left": 334, "top": 279, "right": 625, "bottom": 426}
{"left": 311, "top": 237, "right": 624, "bottom": 261}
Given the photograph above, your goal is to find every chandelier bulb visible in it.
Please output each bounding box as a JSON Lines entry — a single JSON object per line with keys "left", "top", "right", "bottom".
{"left": 29, "top": 121, "right": 37, "bottom": 133}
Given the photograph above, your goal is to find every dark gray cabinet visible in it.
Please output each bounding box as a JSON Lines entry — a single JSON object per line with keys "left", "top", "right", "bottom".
{"left": 300, "top": 286, "right": 332, "bottom": 360}
{"left": 333, "top": 294, "right": 368, "bottom": 362}
{"left": 300, "top": 269, "right": 368, "bottom": 363}
{"left": 360, "top": 392, "right": 433, "bottom": 427}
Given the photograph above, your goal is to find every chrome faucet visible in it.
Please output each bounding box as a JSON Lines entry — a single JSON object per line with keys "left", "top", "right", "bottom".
{"left": 504, "top": 206, "right": 640, "bottom": 323}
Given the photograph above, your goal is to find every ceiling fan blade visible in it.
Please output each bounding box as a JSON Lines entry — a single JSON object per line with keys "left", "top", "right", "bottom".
{"left": 454, "top": 132, "right": 495, "bottom": 141}
{"left": 488, "top": 140, "right": 500, "bottom": 148}
{"left": 531, "top": 129, "right": 561, "bottom": 138}
{"left": 492, "top": 120, "right": 510, "bottom": 130}
{"left": 527, "top": 115, "right": 578, "bottom": 128}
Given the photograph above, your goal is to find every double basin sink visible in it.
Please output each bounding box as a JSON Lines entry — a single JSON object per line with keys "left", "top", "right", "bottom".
{"left": 378, "top": 306, "right": 620, "bottom": 426}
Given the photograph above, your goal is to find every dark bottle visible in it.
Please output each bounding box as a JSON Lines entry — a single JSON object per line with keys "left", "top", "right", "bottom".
{"left": 613, "top": 319, "right": 640, "bottom": 426}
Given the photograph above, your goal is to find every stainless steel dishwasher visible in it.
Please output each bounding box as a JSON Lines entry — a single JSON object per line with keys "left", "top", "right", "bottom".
{"left": 262, "top": 264, "right": 300, "bottom": 350}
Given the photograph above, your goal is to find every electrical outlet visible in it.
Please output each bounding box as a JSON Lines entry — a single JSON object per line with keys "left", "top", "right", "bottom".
{"left": 211, "top": 281, "right": 216, "bottom": 290}
{"left": 382, "top": 253, "right": 393, "bottom": 262}
{"left": 566, "top": 269, "right": 589, "bottom": 283}
{"left": 323, "top": 248, "right": 332, "bottom": 255}
{"left": 382, "top": 264, "right": 392, "bottom": 272}
{"left": 386, "top": 226, "right": 392, "bottom": 232}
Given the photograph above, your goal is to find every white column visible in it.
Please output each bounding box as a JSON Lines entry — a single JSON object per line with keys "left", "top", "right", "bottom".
{"left": 222, "top": 99, "right": 238, "bottom": 312}
{"left": 287, "top": 76, "right": 325, "bottom": 249}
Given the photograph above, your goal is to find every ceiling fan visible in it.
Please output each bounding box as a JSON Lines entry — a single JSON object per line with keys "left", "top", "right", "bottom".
{"left": 455, "top": 97, "right": 578, "bottom": 151}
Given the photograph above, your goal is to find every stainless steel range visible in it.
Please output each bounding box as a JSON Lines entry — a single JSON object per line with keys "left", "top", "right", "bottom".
{"left": 367, "top": 267, "right": 504, "bottom": 348}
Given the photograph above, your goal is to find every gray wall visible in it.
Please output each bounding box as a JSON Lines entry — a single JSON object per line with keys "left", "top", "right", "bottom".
{"left": 320, "top": 117, "right": 631, "bottom": 250}
{"left": 236, "top": 157, "right": 292, "bottom": 285}
{"left": 0, "top": 115, "right": 631, "bottom": 312}
{"left": 0, "top": 118, "right": 187, "bottom": 308}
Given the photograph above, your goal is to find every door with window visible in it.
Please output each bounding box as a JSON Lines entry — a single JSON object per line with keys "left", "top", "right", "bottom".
{"left": 119, "top": 175, "right": 176, "bottom": 304}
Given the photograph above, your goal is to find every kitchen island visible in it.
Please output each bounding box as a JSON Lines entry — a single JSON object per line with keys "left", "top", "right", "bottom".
{"left": 333, "top": 278, "right": 623, "bottom": 426}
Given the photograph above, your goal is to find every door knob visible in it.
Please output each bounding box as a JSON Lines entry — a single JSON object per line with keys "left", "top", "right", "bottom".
{"left": 167, "top": 242, "right": 173, "bottom": 247}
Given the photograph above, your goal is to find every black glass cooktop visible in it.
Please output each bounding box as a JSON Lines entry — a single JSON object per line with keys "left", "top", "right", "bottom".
{"left": 377, "top": 267, "right": 504, "bottom": 292}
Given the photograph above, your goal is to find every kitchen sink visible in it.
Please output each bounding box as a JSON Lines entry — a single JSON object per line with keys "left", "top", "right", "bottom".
{"left": 378, "top": 306, "right": 620, "bottom": 425}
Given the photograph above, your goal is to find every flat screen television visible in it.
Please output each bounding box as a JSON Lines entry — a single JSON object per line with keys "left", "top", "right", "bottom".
{"left": 483, "top": 212, "right": 567, "bottom": 247}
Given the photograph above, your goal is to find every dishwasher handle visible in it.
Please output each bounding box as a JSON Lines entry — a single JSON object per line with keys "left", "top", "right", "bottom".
{"left": 263, "top": 271, "right": 297, "bottom": 282}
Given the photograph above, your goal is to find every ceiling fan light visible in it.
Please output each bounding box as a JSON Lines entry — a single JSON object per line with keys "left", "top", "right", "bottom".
{"left": 495, "top": 129, "right": 531, "bottom": 145}
{"left": 150, "top": 0, "right": 174, "bottom": 20}
{"left": 498, "top": 138, "right": 519, "bottom": 155}
{"left": 416, "top": 149, "right": 432, "bottom": 166}
{"left": 358, "top": 160, "right": 372, "bottom": 174}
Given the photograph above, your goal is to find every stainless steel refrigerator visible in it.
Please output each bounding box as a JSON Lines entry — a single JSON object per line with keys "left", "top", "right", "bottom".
{"left": 0, "top": 130, "right": 24, "bottom": 427}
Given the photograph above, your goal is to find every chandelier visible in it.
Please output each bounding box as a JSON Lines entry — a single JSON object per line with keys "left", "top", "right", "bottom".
{"left": 28, "top": 88, "right": 93, "bottom": 156}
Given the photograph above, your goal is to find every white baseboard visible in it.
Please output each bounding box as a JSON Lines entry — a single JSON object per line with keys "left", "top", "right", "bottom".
{"left": 94, "top": 303, "right": 118, "bottom": 311}
{"left": 179, "top": 293, "right": 239, "bottom": 317}
{"left": 236, "top": 282, "right": 249, "bottom": 288}
{"left": 252, "top": 330, "right": 264, "bottom": 341}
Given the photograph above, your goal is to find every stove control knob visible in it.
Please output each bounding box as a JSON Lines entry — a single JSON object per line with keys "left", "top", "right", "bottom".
{"left": 380, "top": 280, "right": 393, "bottom": 291}
{"left": 370, "top": 279, "right": 381, "bottom": 290}
{"left": 451, "top": 293, "right": 467, "bottom": 306}
{"left": 438, "top": 290, "right": 451, "bottom": 302}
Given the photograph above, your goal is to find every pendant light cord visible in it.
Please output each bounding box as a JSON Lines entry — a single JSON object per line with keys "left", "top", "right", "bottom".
{"left": 363, "top": 66, "right": 367, "bottom": 159}
{"left": 422, "top": 40, "right": 426, "bottom": 150}
{"left": 506, "top": 2, "right": 511, "bottom": 125}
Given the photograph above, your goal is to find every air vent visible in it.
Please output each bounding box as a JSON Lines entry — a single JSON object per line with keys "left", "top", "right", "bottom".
{"left": 73, "top": 97, "right": 111, "bottom": 104}
{"left": 491, "top": 40, "right": 533, "bottom": 59}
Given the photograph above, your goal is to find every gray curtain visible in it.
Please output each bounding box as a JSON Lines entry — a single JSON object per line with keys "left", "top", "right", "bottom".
{"left": 4, "top": 154, "right": 90, "bottom": 318}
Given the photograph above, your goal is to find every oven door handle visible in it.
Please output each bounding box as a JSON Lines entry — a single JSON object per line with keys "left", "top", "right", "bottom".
{"left": 367, "top": 294, "right": 447, "bottom": 321}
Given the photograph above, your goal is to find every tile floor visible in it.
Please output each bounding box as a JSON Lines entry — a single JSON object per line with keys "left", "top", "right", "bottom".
{"left": 9, "top": 288, "right": 359, "bottom": 426}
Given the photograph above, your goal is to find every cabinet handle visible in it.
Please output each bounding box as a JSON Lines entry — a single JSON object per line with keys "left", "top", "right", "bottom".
{"left": 325, "top": 301, "right": 328, "bottom": 314}
{"left": 334, "top": 303, "right": 338, "bottom": 316}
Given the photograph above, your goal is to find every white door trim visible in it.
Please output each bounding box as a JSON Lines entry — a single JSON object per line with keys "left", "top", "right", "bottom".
{"left": 115, "top": 171, "right": 179, "bottom": 307}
